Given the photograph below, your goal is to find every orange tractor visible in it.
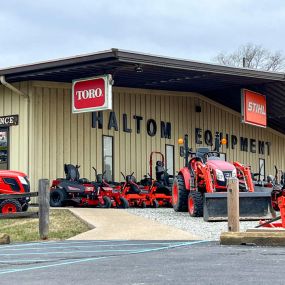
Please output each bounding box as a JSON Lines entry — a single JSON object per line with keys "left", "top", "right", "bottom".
{"left": 172, "top": 133, "right": 271, "bottom": 221}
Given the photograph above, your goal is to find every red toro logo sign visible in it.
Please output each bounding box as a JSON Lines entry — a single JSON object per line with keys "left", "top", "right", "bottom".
{"left": 241, "top": 89, "right": 267, "bottom": 128}
{"left": 72, "top": 75, "right": 112, "bottom": 113}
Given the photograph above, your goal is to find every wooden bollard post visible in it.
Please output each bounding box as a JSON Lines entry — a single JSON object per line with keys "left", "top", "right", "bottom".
{"left": 227, "top": 177, "right": 240, "bottom": 232}
{"left": 39, "top": 179, "right": 50, "bottom": 240}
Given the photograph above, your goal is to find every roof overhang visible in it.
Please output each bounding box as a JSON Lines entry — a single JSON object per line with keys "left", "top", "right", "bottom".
{"left": 1, "top": 48, "right": 285, "bottom": 133}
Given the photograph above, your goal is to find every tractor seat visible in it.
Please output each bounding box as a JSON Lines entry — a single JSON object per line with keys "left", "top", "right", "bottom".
{"left": 155, "top": 161, "right": 165, "bottom": 181}
{"left": 196, "top": 147, "right": 210, "bottom": 162}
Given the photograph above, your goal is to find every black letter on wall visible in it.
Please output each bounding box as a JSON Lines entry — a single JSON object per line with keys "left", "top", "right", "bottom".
{"left": 161, "top": 121, "right": 171, "bottom": 139}
{"left": 259, "top": 141, "right": 265, "bottom": 155}
{"left": 147, "top": 119, "right": 157, "bottom": 137}
{"left": 240, "top": 137, "right": 248, "bottom": 152}
{"left": 195, "top": 128, "right": 202, "bottom": 144}
{"left": 231, "top": 135, "right": 237, "bottom": 149}
{"left": 204, "top": 130, "right": 213, "bottom": 146}
{"left": 133, "top": 115, "right": 143, "bottom": 134}
{"left": 108, "top": 112, "right": 118, "bottom": 131}
{"left": 92, "top": 111, "right": 103, "bottom": 129}
{"left": 265, "top": 142, "right": 271, "bottom": 156}
{"left": 250, "top": 139, "right": 256, "bottom": 153}
{"left": 123, "top": 114, "right": 132, "bottom": 133}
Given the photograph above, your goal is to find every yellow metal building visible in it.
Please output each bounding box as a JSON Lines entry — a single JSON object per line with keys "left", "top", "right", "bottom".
{"left": 0, "top": 49, "right": 285, "bottom": 190}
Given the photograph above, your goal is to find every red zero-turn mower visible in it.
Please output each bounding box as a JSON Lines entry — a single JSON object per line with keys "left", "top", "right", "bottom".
{"left": 120, "top": 172, "right": 151, "bottom": 208}
{"left": 50, "top": 164, "right": 112, "bottom": 208}
{"left": 91, "top": 167, "right": 129, "bottom": 208}
{"left": 140, "top": 152, "right": 173, "bottom": 207}
{"left": 172, "top": 133, "right": 271, "bottom": 221}
{"left": 0, "top": 170, "right": 30, "bottom": 214}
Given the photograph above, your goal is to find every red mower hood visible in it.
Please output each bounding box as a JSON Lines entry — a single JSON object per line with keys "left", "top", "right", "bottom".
{"left": 206, "top": 159, "right": 235, "bottom": 171}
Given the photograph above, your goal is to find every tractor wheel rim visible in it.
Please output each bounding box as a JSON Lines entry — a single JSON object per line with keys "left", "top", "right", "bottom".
{"left": 172, "top": 184, "right": 178, "bottom": 205}
{"left": 2, "top": 203, "right": 17, "bottom": 214}
{"left": 188, "top": 197, "right": 194, "bottom": 215}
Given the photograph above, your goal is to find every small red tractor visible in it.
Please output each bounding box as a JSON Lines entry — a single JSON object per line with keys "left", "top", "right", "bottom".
{"left": 140, "top": 152, "right": 173, "bottom": 207}
{"left": 120, "top": 172, "right": 153, "bottom": 207}
{"left": 92, "top": 167, "right": 129, "bottom": 208}
{"left": 0, "top": 170, "right": 30, "bottom": 213}
{"left": 172, "top": 133, "right": 271, "bottom": 221}
{"left": 50, "top": 164, "right": 112, "bottom": 208}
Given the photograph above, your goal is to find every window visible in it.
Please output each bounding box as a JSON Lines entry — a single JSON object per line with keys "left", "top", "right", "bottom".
{"left": 0, "top": 128, "right": 9, "bottom": 170}
{"left": 3, "top": 178, "right": 20, "bottom": 192}
{"left": 103, "top": 136, "right": 113, "bottom": 182}
{"left": 165, "top": 144, "right": 174, "bottom": 176}
{"left": 259, "top": 158, "right": 265, "bottom": 181}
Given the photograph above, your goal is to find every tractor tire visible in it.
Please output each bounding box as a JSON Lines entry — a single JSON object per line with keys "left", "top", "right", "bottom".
{"left": 50, "top": 188, "right": 67, "bottom": 207}
{"left": 152, "top": 199, "right": 159, "bottom": 208}
{"left": 0, "top": 199, "right": 22, "bottom": 214}
{"left": 188, "top": 192, "right": 203, "bottom": 217}
{"left": 101, "top": 196, "right": 112, "bottom": 208}
{"left": 172, "top": 175, "right": 188, "bottom": 212}
{"left": 117, "top": 197, "right": 129, "bottom": 209}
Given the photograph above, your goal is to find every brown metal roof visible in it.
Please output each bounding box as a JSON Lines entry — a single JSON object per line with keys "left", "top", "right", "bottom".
{"left": 1, "top": 48, "right": 285, "bottom": 133}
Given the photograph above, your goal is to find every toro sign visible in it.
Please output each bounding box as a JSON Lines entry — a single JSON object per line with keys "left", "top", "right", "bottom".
{"left": 241, "top": 89, "right": 267, "bottom": 128}
{"left": 72, "top": 74, "right": 112, "bottom": 113}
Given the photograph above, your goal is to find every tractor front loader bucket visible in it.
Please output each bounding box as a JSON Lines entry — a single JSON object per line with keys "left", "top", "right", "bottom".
{"left": 203, "top": 192, "right": 272, "bottom": 222}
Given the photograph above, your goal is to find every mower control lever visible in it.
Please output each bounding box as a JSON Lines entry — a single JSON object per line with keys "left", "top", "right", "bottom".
{"left": 121, "top": 172, "right": 126, "bottom": 179}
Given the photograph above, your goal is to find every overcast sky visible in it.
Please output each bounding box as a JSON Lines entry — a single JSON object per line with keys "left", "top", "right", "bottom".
{"left": 0, "top": 0, "right": 284, "bottom": 68}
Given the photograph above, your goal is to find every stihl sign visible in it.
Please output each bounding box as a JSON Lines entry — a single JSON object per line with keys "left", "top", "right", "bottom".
{"left": 241, "top": 89, "right": 267, "bottom": 128}
{"left": 72, "top": 75, "right": 112, "bottom": 113}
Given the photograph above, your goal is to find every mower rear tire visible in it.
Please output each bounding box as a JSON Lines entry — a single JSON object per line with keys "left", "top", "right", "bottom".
{"left": 0, "top": 199, "right": 22, "bottom": 214}
{"left": 141, "top": 201, "right": 146, "bottom": 208}
{"left": 117, "top": 197, "right": 129, "bottom": 209}
{"left": 50, "top": 188, "right": 67, "bottom": 207}
{"left": 101, "top": 196, "right": 112, "bottom": 208}
{"left": 172, "top": 175, "right": 188, "bottom": 212}
{"left": 188, "top": 192, "right": 203, "bottom": 217}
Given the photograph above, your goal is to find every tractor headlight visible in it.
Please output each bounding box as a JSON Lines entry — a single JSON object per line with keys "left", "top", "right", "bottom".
{"left": 232, "top": 169, "right": 237, "bottom": 178}
{"left": 216, "top": 169, "right": 225, "bottom": 181}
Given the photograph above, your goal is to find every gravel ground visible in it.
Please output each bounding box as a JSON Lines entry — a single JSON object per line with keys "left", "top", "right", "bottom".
{"left": 126, "top": 208, "right": 259, "bottom": 241}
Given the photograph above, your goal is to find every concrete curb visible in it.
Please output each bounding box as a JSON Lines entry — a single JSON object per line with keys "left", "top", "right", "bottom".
{"left": 67, "top": 209, "right": 95, "bottom": 230}
{"left": 220, "top": 231, "right": 285, "bottom": 246}
{"left": 0, "top": 233, "right": 10, "bottom": 244}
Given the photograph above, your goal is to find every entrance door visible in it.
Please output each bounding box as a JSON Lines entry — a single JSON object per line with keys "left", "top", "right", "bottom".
{"left": 0, "top": 128, "right": 9, "bottom": 170}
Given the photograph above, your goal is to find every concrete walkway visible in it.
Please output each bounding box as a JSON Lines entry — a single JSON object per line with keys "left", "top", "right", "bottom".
{"left": 68, "top": 208, "right": 199, "bottom": 240}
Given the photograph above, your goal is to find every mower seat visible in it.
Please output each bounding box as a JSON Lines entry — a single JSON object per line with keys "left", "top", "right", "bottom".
{"left": 78, "top": 178, "right": 89, "bottom": 184}
{"left": 64, "top": 164, "right": 80, "bottom": 181}
{"left": 155, "top": 161, "right": 165, "bottom": 181}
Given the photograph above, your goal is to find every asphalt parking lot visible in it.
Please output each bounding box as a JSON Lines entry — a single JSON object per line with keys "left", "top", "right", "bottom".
{"left": 0, "top": 240, "right": 284, "bottom": 285}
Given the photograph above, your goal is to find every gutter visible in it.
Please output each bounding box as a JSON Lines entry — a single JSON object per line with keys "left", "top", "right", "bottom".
{"left": 0, "top": 76, "right": 29, "bottom": 99}
{"left": 0, "top": 75, "right": 30, "bottom": 175}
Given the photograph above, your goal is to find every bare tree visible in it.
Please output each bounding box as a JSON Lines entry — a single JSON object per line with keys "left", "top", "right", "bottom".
{"left": 214, "top": 43, "right": 285, "bottom": 72}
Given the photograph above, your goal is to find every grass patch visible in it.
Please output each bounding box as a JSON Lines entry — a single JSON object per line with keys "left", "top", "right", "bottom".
{"left": 0, "top": 209, "right": 90, "bottom": 242}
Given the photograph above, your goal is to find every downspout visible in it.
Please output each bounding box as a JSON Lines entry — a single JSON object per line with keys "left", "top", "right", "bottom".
{"left": 0, "top": 75, "right": 30, "bottom": 175}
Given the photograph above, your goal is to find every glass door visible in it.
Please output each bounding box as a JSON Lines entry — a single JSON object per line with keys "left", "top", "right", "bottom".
{"left": 0, "top": 128, "right": 9, "bottom": 170}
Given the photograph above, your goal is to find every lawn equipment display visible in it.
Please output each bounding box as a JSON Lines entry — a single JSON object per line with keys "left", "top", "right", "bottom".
{"left": 257, "top": 167, "right": 285, "bottom": 228}
{"left": 140, "top": 152, "right": 173, "bottom": 207}
{"left": 0, "top": 170, "right": 30, "bottom": 213}
{"left": 50, "top": 164, "right": 112, "bottom": 208}
{"left": 172, "top": 133, "right": 271, "bottom": 221}
{"left": 120, "top": 172, "right": 152, "bottom": 207}
{"left": 91, "top": 167, "right": 129, "bottom": 208}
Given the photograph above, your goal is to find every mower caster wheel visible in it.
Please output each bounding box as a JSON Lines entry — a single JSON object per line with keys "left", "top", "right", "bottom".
{"left": 0, "top": 199, "right": 22, "bottom": 214}
{"left": 152, "top": 200, "right": 159, "bottom": 208}
{"left": 21, "top": 203, "right": 29, "bottom": 212}
{"left": 102, "top": 196, "right": 112, "bottom": 208}
{"left": 117, "top": 197, "right": 129, "bottom": 209}
{"left": 141, "top": 202, "right": 146, "bottom": 208}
